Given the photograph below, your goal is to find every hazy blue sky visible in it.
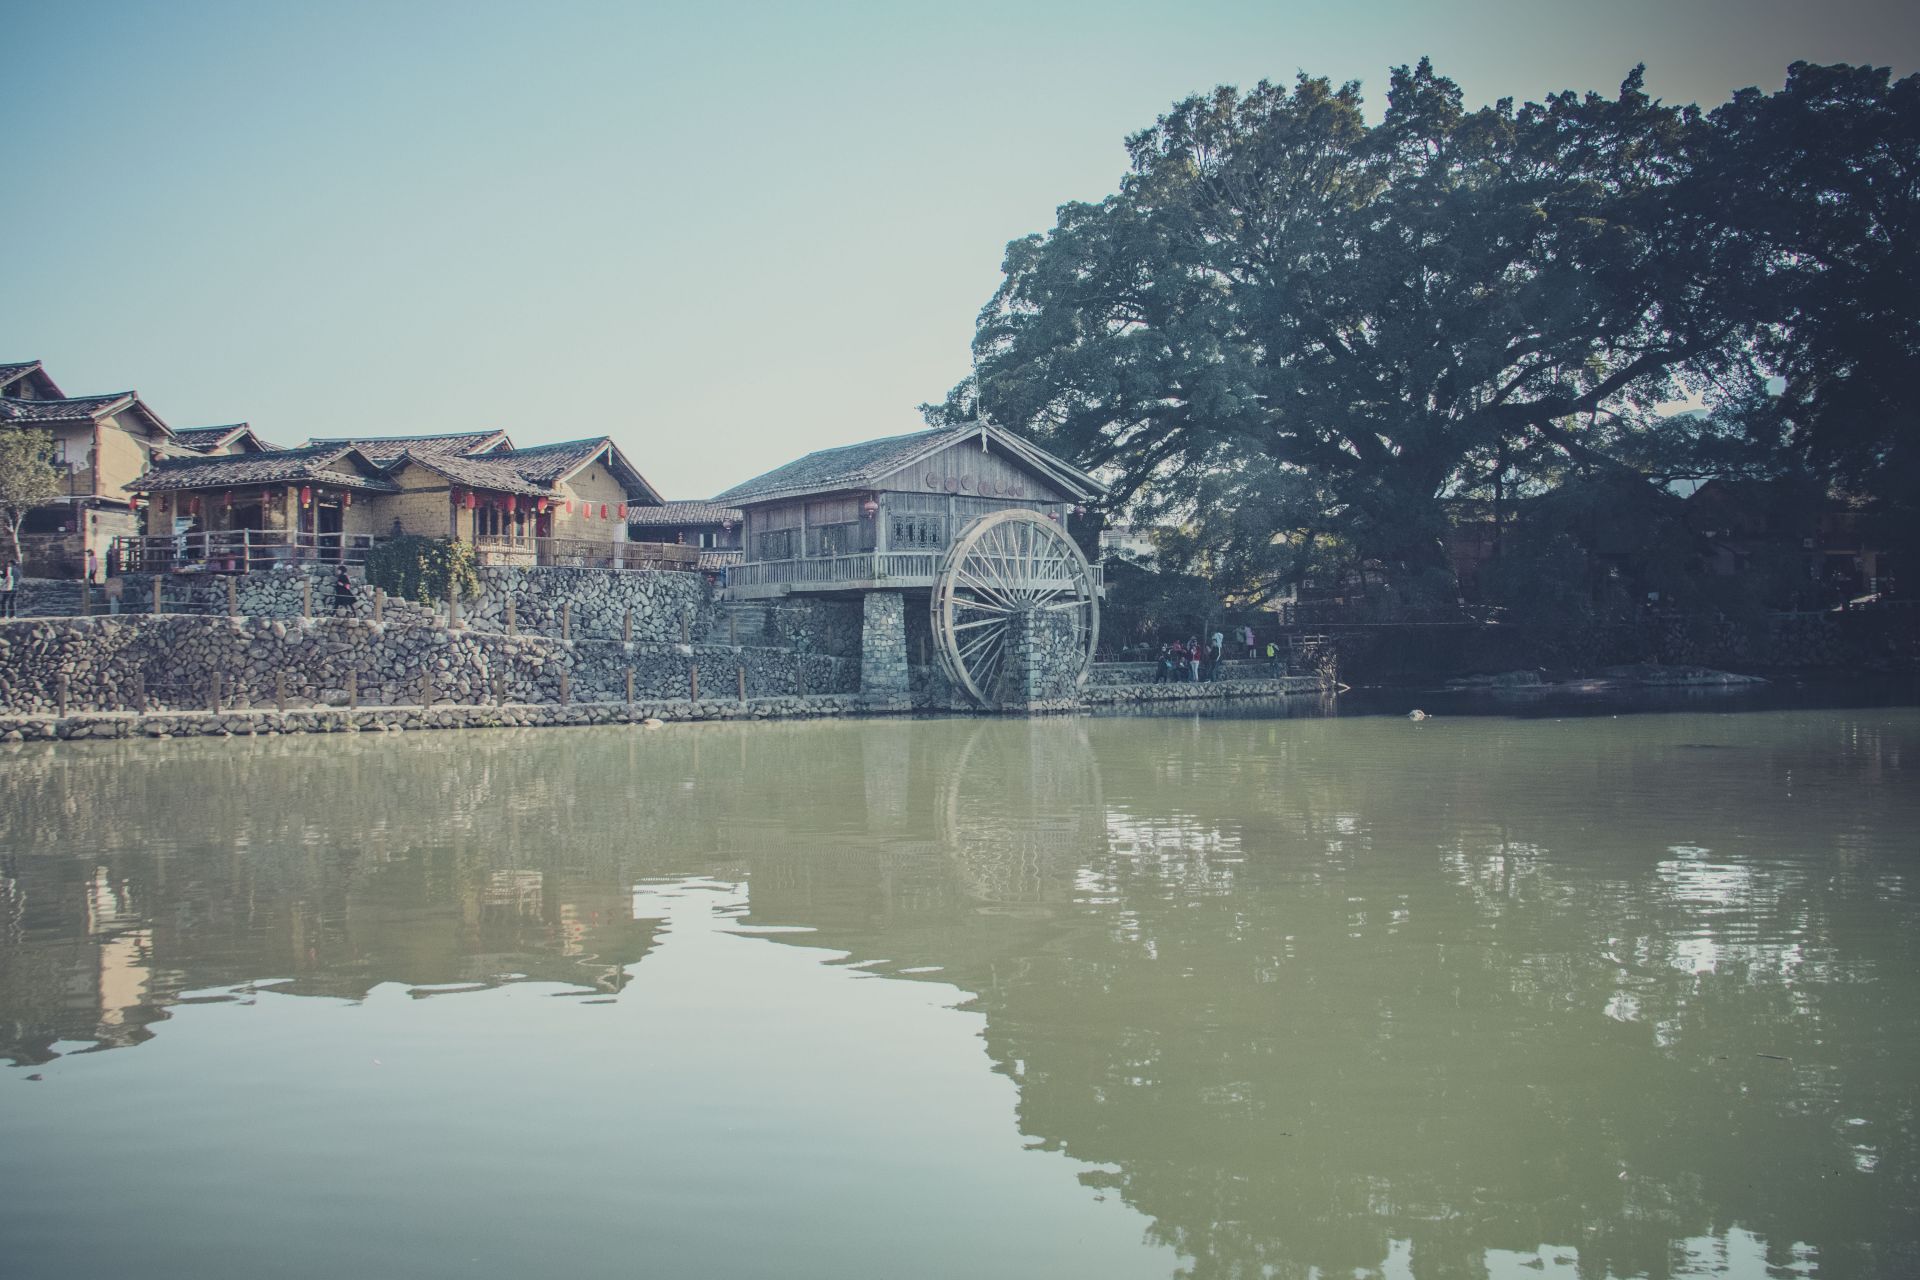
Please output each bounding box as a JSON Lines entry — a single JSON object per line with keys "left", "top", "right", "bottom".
{"left": 5, "top": 0, "right": 1916, "bottom": 498}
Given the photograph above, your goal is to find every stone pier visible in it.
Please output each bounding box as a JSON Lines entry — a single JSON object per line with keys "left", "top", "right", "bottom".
{"left": 859, "top": 591, "right": 910, "bottom": 705}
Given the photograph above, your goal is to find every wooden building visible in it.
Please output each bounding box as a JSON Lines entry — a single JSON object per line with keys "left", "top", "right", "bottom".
{"left": 716, "top": 422, "right": 1104, "bottom": 600}
{"left": 626, "top": 501, "right": 744, "bottom": 575}
{"left": 122, "top": 431, "right": 676, "bottom": 572}
{"left": 2, "top": 359, "right": 175, "bottom": 576}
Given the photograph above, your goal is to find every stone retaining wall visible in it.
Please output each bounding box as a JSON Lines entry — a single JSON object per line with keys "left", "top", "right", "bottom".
{"left": 0, "top": 615, "right": 855, "bottom": 715}
{"left": 0, "top": 693, "right": 887, "bottom": 743}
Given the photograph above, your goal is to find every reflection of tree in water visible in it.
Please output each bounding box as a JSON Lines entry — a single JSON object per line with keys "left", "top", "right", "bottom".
{"left": 742, "top": 713, "right": 1920, "bottom": 1279}
{"left": 3, "top": 712, "right": 1915, "bottom": 1276}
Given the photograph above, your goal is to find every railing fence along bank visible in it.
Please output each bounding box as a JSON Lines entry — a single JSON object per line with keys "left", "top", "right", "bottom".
{"left": 110, "top": 532, "right": 696, "bottom": 574}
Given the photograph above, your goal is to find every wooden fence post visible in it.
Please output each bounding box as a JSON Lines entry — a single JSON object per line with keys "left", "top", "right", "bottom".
{"left": 209, "top": 671, "right": 222, "bottom": 714}
{"left": 56, "top": 675, "right": 68, "bottom": 718}
{"left": 562, "top": 602, "right": 571, "bottom": 642}
{"left": 506, "top": 597, "right": 516, "bottom": 636}
{"left": 623, "top": 608, "right": 632, "bottom": 643}
{"left": 373, "top": 587, "right": 384, "bottom": 623}
{"left": 152, "top": 577, "right": 163, "bottom": 616}
{"left": 493, "top": 672, "right": 506, "bottom": 704}
{"left": 690, "top": 665, "right": 700, "bottom": 702}
{"left": 795, "top": 655, "right": 806, "bottom": 697}
{"left": 680, "top": 611, "right": 690, "bottom": 644}
{"left": 737, "top": 664, "right": 746, "bottom": 704}
{"left": 625, "top": 669, "right": 634, "bottom": 704}
{"left": 419, "top": 670, "right": 434, "bottom": 707}
{"left": 133, "top": 670, "right": 145, "bottom": 712}
{"left": 227, "top": 576, "right": 238, "bottom": 617}
{"left": 275, "top": 671, "right": 286, "bottom": 712}
{"left": 449, "top": 589, "right": 462, "bottom": 630}
{"left": 347, "top": 669, "right": 358, "bottom": 709}
{"left": 558, "top": 669, "right": 570, "bottom": 704}
{"left": 730, "top": 614, "right": 738, "bottom": 646}
{"left": 302, "top": 579, "right": 312, "bottom": 620}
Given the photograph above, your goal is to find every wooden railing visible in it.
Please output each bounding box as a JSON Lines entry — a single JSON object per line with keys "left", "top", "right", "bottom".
{"left": 473, "top": 537, "right": 698, "bottom": 572}
{"left": 112, "top": 531, "right": 377, "bottom": 573}
{"left": 723, "top": 552, "right": 1102, "bottom": 597}
{"left": 697, "top": 549, "right": 745, "bottom": 571}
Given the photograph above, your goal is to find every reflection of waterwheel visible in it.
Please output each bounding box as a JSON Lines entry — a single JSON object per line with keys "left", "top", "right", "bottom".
{"left": 930, "top": 509, "right": 1099, "bottom": 709}
{"left": 939, "top": 721, "right": 1104, "bottom": 908}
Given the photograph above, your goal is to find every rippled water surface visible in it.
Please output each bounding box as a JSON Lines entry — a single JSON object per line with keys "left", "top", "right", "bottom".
{"left": 2, "top": 699, "right": 1916, "bottom": 1278}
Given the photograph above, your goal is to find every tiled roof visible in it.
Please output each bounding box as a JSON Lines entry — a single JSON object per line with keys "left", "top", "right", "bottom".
{"left": 714, "top": 427, "right": 958, "bottom": 503}
{"left": 627, "top": 500, "right": 741, "bottom": 527}
{"left": 395, "top": 436, "right": 664, "bottom": 504}
{"left": 714, "top": 423, "right": 1104, "bottom": 504}
{"left": 173, "top": 424, "right": 268, "bottom": 451}
{"left": 397, "top": 450, "right": 554, "bottom": 498}
{"left": 131, "top": 445, "right": 400, "bottom": 494}
{"left": 0, "top": 392, "right": 134, "bottom": 424}
{"left": 0, "top": 362, "right": 42, "bottom": 386}
{"left": 307, "top": 430, "right": 510, "bottom": 461}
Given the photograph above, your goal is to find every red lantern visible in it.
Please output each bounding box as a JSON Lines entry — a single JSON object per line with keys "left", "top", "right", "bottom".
{"left": 536, "top": 497, "right": 549, "bottom": 514}
{"left": 189, "top": 495, "right": 202, "bottom": 516}
{"left": 299, "top": 486, "right": 312, "bottom": 508}
{"left": 343, "top": 491, "right": 352, "bottom": 506}
{"left": 127, "top": 496, "right": 138, "bottom": 512}
{"left": 617, "top": 503, "right": 627, "bottom": 520}
{"left": 506, "top": 495, "right": 517, "bottom": 514}
{"left": 600, "top": 503, "right": 609, "bottom": 520}
{"left": 464, "top": 492, "right": 477, "bottom": 510}
{"left": 861, "top": 498, "right": 878, "bottom": 518}
{"left": 564, "top": 500, "right": 573, "bottom": 514}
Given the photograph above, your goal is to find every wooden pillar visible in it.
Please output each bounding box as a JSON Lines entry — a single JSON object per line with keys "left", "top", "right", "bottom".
{"left": 679, "top": 611, "right": 690, "bottom": 644}
{"left": 227, "top": 575, "right": 238, "bottom": 617}
{"left": 347, "top": 668, "right": 358, "bottom": 709}
{"left": 449, "top": 589, "right": 462, "bottom": 629}
{"left": 56, "top": 675, "right": 69, "bottom": 718}
{"left": 209, "top": 671, "right": 222, "bottom": 714}
{"left": 302, "top": 579, "right": 312, "bottom": 620}
{"left": 152, "top": 577, "right": 163, "bottom": 616}
{"left": 505, "top": 597, "right": 515, "bottom": 636}
{"left": 795, "top": 654, "right": 806, "bottom": 696}
{"left": 558, "top": 669, "right": 571, "bottom": 704}
{"left": 623, "top": 608, "right": 632, "bottom": 643}
{"left": 562, "top": 602, "right": 571, "bottom": 642}
{"left": 419, "top": 670, "right": 434, "bottom": 707}
{"left": 625, "top": 669, "right": 634, "bottom": 704}
{"left": 690, "top": 665, "right": 699, "bottom": 701}
{"left": 737, "top": 664, "right": 746, "bottom": 703}
{"left": 373, "top": 588, "right": 384, "bottom": 623}
{"left": 275, "top": 671, "right": 286, "bottom": 712}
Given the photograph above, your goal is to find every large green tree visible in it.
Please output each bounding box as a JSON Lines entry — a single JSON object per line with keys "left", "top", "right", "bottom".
{"left": 934, "top": 60, "right": 1912, "bottom": 603}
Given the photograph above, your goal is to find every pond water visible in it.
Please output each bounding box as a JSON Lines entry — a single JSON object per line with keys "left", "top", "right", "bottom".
{"left": 2, "top": 696, "right": 1916, "bottom": 1278}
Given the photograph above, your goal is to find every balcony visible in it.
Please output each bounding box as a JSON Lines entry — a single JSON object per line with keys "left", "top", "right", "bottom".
{"left": 723, "top": 552, "right": 1103, "bottom": 600}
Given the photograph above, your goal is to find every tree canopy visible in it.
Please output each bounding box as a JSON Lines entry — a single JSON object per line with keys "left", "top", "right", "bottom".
{"left": 932, "top": 60, "right": 1919, "bottom": 605}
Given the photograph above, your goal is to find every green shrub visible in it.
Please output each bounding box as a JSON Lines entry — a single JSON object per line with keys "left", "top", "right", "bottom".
{"left": 363, "top": 535, "right": 479, "bottom": 605}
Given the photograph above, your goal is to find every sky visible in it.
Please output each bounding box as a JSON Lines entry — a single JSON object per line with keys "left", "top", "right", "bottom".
{"left": 5, "top": 0, "right": 1918, "bottom": 500}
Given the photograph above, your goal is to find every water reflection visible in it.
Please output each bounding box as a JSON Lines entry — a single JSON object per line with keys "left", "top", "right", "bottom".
{"left": 1, "top": 708, "right": 1916, "bottom": 1278}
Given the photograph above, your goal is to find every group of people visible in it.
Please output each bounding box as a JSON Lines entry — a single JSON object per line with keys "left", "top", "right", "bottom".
{"left": 1152, "top": 626, "right": 1283, "bottom": 683}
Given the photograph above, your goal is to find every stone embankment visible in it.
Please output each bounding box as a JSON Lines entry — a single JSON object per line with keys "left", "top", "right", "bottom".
{"left": 0, "top": 694, "right": 889, "bottom": 743}
{"left": 0, "top": 614, "right": 854, "bottom": 716}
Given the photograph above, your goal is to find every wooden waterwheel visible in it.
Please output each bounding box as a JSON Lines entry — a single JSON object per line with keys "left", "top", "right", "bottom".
{"left": 930, "top": 509, "right": 1099, "bottom": 708}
